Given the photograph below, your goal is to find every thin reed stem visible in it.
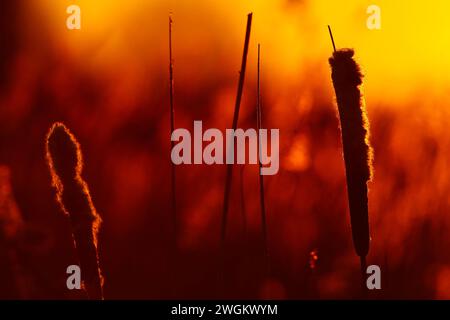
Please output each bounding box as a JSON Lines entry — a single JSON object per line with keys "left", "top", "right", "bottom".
{"left": 257, "top": 44, "right": 268, "bottom": 261}
{"left": 239, "top": 165, "right": 247, "bottom": 236}
{"left": 169, "top": 15, "right": 177, "bottom": 240}
{"left": 221, "top": 13, "right": 253, "bottom": 245}
{"left": 219, "top": 14, "right": 252, "bottom": 294}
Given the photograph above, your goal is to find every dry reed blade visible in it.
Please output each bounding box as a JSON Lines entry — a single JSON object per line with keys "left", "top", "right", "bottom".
{"left": 46, "top": 122, "right": 104, "bottom": 300}
{"left": 221, "top": 13, "right": 252, "bottom": 245}
{"left": 328, "top": 28, "right": 373, "bottom": 291}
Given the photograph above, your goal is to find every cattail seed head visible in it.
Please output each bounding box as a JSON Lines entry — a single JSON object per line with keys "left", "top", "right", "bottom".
{"left": 46, "top": 122, "right": 83, "bottom": 186}
{"left": 46, "top": 122, "right": 103, "bottom": 299}
{"left": 329, "top": 49, "right": 373, "bottom": 258}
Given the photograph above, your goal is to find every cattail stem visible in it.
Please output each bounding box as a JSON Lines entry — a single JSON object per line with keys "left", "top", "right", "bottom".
{"left": 221, "top": 13, "right": 252, "bottom": 245}
{"left": 360, "top": 255, "right": 367, "bottom": 296}
{"left": 239, "top": 165, "right": 247, "bottom": 236}
{"left": 46, "top": 123, "right": 104, "bottom": 300}
{"left": 329, "top": 46, "right": 373, "bottom": 291}
{"left": 257, "top": 44, "right": 268, "bottom": 261}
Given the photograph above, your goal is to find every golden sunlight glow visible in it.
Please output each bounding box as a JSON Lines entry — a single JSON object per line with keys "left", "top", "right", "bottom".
{"left": 32, "top": 0, "right": 450, "bottom": 108}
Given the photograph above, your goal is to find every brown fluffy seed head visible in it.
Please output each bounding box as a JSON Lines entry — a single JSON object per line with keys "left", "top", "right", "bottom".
{"left": 329, "top": 49, "right": 362, "bottom": 86}
{"left": 329, "top": 49, "right": 373, "bottom": 182}
{"left": 329, "top": 49, "right": 373, "bottom": 258}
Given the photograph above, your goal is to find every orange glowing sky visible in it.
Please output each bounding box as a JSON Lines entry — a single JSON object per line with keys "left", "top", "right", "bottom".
{"left": 30, "top": 0, "right": 450, "bottom": 108}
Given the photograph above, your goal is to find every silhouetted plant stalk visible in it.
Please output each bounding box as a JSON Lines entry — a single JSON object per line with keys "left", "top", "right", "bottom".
{"left": 221, "top": 13, "right": 252, "bottom": 245}
{"left": 239, "top": 165, "right": 247, "bottom": 237}
{"left": 219, "top": 14, "right": 252, "bottom": 292}
{"left": 46, "top": 123, "right": 104, "bottom": 300}
{"left": 257, "top": 44, "right": 268, "bottom": 263}
{"left": 328, "top": 27, "right": 373, "bottom": 290}
{"left": 169, "top": 14, "right": 177, "bottom": 241}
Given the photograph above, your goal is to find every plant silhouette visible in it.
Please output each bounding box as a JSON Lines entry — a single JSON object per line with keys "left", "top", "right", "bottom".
{"left": 329, "top": 49, "right": 373, "bottom": 280}
{"left": 46, "top": 122, "right": 104, "bottom": 300}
